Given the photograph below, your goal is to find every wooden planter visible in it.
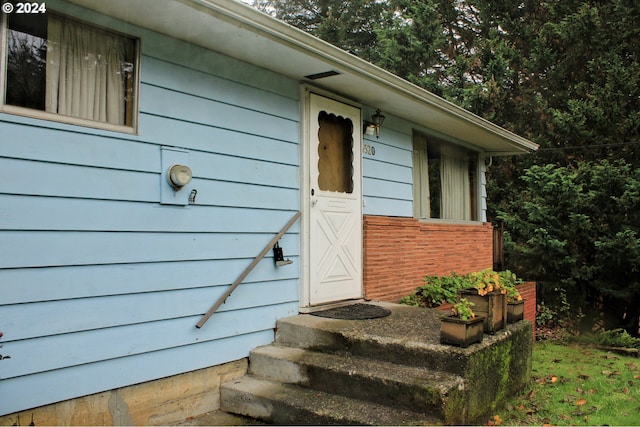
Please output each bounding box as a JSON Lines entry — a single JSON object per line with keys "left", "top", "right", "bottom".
{"left": 507, "top": 300, "right": 525, "bottom": 323}
{"left": 440, "top": 315, "right": 485, "bottom": 348}
{"left": 459, "top": 290, "right": 507, "bottom": 334}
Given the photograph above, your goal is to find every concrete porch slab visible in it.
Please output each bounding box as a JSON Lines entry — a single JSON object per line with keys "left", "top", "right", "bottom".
{"left": 222, "top": 302, "right": 533, "bottom": 425}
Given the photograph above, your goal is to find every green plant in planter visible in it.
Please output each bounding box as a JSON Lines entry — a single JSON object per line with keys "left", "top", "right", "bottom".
{"left": 452, "top": 298, "right": 476, "bottom": 321}
{"left": 461, "top": 269, "right": 510, "bottom": 333}
{"left": 398, "top": 294, "right": 422, "bottom": 307}
{"left": 466, "top": 268, "right": 504, "bottom": 296}
{"left": 498, "top": 270, "right": 523, "bottom": 303}
{"left": 400, "top": 272, "right": 468, "bottom": 307}
{"left": 441, "top": 298, "right": 484, "bottom": 347}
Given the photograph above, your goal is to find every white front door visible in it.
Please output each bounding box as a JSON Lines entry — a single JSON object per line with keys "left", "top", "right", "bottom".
{"left": 308, "top": 93, "right": 362, "bottom": 305}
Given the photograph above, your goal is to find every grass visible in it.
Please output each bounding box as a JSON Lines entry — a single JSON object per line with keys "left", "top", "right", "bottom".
{"left": 494, "top": 341, "right": 640, "bottom": 426}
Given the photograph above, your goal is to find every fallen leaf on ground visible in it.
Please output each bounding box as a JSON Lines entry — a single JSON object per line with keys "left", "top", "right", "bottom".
{"left": 576, "top": 398, "right": 587, "bottom": 406}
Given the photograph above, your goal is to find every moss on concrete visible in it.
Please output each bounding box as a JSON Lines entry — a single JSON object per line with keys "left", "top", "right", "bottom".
{"left": 443, "top": 321, "right": 533, "bottom": 424}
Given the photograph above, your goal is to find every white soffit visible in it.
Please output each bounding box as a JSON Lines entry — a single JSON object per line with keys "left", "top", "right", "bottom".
{"left": 67, "top": 0, "right": 538, "bottom": 155}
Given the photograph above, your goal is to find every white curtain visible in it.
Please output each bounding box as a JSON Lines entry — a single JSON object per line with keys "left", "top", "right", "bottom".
{"left": 46, "top": 16, "right": 127, "bottom": 125}
{"left": 412, "top": 134, "right": 430, "bottom": 218}
{"left": 440, "top": 144, "right": 471, "bottom": 220}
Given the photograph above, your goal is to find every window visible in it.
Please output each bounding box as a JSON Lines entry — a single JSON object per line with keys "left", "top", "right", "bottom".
{"left": 412, "top": 132, "right": 478, "bottom": 221}
{"left": 317, "top": 110, "right": 354, "bottom": 194}
{"left": 2, "top": 12, "right": 137, "bottom": 130}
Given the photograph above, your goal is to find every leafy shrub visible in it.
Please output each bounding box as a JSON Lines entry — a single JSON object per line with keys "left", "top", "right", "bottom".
{"left": 596, "top": 328, "right": 640, "bottom": 349}
{"left": 499, "top": 160, "right": 640, "bottom": 335}
{"left": 399, "top": 269, "right": 524, "bottom": 307}
{"left": 398, "top": 294, "right": 421, "bottom": 307}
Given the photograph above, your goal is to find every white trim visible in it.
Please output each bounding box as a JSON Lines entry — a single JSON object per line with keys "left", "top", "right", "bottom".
{"left": 0, "top": 105, "right": 138, "bottom": 135}
{"left": 0, "top": 11, "right": 141, "bottom": 134}
{"left": 67, "top": 0, "right": 538, "bottom": 155}
{"left": 299, "top": 85, "right": 363, "bottom": 308}
{"left": 416, "top": 218, "right": 487, "bottom": 226}
{"left": 299, "top": 85, "right": 311, "bottom": 308}
{"left": 183, "top": 0, "right": 537, "bottom": 150}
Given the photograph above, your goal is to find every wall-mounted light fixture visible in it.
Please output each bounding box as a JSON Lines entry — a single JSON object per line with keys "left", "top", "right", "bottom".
{"left": 363, "top": 109, "right": 386, "bottom": 139}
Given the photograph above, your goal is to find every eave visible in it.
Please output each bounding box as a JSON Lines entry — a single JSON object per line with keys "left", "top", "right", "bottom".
{"left": 67, "top": 0, "right": 538, "bottom": 156}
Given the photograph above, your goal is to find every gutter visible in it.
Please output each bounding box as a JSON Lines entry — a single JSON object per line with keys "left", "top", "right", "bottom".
{"left": 182, "top": 0, "right": 538, "bottom": 154}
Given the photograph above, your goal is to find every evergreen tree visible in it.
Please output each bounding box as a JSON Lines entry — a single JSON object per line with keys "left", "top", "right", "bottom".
{"left": 254, "top": 0, "right": 640, "bottom": 333}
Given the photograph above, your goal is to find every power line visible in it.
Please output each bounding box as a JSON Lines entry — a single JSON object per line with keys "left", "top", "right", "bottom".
{"left": 536, "top": 141, "right": 640, "bottom": 152}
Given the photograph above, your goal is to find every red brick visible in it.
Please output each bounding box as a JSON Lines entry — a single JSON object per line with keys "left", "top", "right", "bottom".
{"left": 363, "top": 215, "right": 493, "bottom": 302}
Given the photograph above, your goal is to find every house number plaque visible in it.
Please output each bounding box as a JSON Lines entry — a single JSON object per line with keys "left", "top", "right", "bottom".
{"left": 363, "top": 144, "right": 376, "bottom": 156}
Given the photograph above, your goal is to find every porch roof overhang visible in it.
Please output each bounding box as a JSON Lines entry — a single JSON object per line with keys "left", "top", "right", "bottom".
{"left": 68, "top": 0, "right": 538, "bottom": 156}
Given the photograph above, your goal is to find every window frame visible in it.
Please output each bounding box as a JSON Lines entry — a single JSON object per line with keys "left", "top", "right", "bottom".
{"left": 0, "top": 9, "right": 140, "bottom": 134}
{"left": 412, "top": 130, "right": 481, "bottom": 223}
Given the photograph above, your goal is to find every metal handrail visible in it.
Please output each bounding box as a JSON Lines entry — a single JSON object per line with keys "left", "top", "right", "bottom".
{"left": 196, "top": 211, "right": 301, "bottom": 328}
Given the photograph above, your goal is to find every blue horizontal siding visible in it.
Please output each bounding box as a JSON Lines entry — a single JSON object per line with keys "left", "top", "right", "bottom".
{"left": 0, "top": 120, "right": 156, "bottom": 171}
{"left": 363, "top": 177, "right": 412, "bottom": 201}
{"left": 0, "top": 157, "right": 158, "bottom": 202}
{"left": 0, "top": 258, "right": 299, "bottom": 305}
{"left": 362, "top": 137, "right": 412, "bottom": 166}
{"left": 0, "top": 327, "right": 291, "bottom": 416}
{"left": 1, "top": 303, "right": 297, "bottom": 380}
{"left": 191, "top": 152, "right": 299, "bottom": 188}
{"left": 0, "top": 196, "right": 300, "bottom": 233}
{"left": 141, "top": 56, "right": 299, "bottom": 122}
{"left": 0, "top": 280, "right": 298, "bottom": 346}
{"left": 362, "top": 125, "right": 414, "bottom": 217}
{"left": 0, "top": 0, "right": 303, "bottom": 416}
{"left": 0, "top": 231, "right": 299, "bottom": 268}
{"left": 364, "top": 197, "right": 413, "bottom": 217}
{"left": 140, "top": 84, "right": 298, "bottom": 143}
{"left": 363, "top": 159, "right": 412, "bottom": 188}
{"left": 139, "top": 114, "right": 299, "bottom": 166}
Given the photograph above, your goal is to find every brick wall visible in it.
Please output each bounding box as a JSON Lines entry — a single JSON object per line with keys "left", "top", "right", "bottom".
{"left": 363, "top": 215, "right": 494, "bottom": 302}
{"left": 517, "top": 281, "right": 537, "bottom": 338}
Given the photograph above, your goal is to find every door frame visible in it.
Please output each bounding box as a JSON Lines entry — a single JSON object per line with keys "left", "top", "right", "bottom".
{"left": 299, "top": 85, "right": 364, "bottom": 309}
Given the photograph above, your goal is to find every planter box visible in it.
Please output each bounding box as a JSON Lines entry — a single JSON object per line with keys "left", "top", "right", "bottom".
{"left": 459, "top": 290, "right": 507, "bottom": 334}
{"left": 507, "top": 300, "right": 525, "bottom": 323}
{"left": 440, "top": 315, "right": 485, "bottom": 348}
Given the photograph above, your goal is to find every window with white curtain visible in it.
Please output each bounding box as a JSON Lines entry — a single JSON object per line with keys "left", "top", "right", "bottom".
{"left": 2, "top": 12, "right": 137, "bottom": 130}
{"left": 412, "top": 132, "right": 479, "bottom": 221}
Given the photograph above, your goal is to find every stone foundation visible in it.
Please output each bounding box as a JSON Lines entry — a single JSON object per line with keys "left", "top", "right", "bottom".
{"left": 0, "top": 359, "right": 247, "bottom": 426}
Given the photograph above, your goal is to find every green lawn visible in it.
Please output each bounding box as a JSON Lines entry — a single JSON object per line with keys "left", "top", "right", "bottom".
{"left": 496, "top": 341, "right": 640, "bottom": 426}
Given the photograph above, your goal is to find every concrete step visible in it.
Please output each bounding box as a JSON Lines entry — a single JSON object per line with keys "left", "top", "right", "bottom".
{"left": 248, "top": 344, "right": 465, "bottom": 418}
{"left": 274, "top": 310, "right": 471, "bottom": 375}
{"left": 220, "top": 304, "right": 533, "bottom": 425}
{"left": 220, "top": 376, "right": 441, "bottom": 426}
